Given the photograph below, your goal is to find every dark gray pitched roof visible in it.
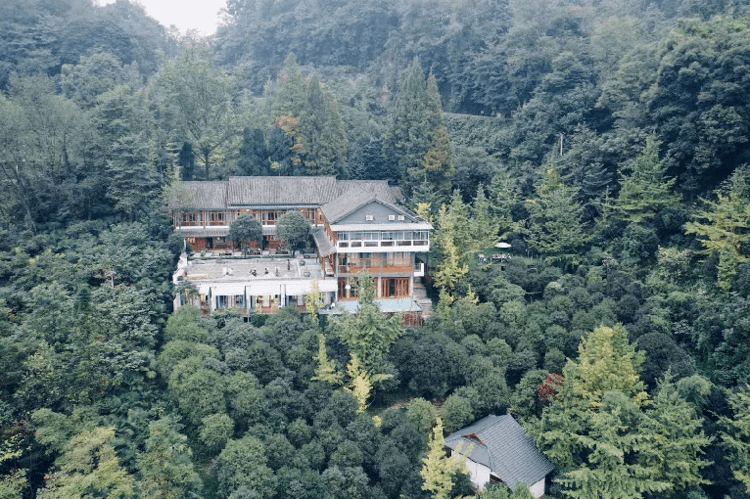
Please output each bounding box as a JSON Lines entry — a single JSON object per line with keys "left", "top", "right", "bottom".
{"left": 170, "top": 182, "right": 228, "bottom": 210}
{"left": 320, "top": 187, "right": 377, "bottom": 223}
{"left": 226, "top": 176, "right": 339, "bottom": 206}
{"left": 335, "top": 180, "right": 397, "bottom": 204}
{"left": 311, "top": 228, "right": 335, "bottom": 257}
{"left": 445, "top": 415, "right": 554, "bottom": 490}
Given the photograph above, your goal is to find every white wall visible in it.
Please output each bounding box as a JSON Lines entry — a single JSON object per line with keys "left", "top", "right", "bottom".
{"left": 529, "top": 477, "right": 546, "bottom": 498}
{"left": 462, "top": 459, "right": 491, "bottom": 490}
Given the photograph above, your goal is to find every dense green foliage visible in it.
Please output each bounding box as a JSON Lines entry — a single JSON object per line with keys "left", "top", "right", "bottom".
{"left": 3, "top": 0, "right": 750, "bottom": 497}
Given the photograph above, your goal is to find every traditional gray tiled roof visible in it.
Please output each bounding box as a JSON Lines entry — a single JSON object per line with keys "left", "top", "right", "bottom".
{"left": 335, "top": 180, "right": 397, "bottom": 204}
{"left": 171, "top": 177, "right": 401, "bottom": 212}
{"left": 444, "top": 415, "right": 554, "bottom": 491}
{"left": 226, "top": 176, "right": 339, "bottom": 206}
{"left": 170, "top": 182, "right": 228, "bottom": 210}
{"left": 311, "top": 228, "right": 335, "bottom": 257}
{"left": 320, "top": 187, "right": 377, "bottom": 223}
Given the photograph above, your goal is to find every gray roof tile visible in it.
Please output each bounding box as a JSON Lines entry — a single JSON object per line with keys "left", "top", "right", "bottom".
{"left": 226, "top": 176, "right": 339, "bottom": 206}
{"left": 445, "top": 415, "right": 554, "bottom": 490}
{"left": 312, "top": 228, "right": 335, "bottom": 257}
{"left": 170, "top": 182, "right": 228, "bottom": 210}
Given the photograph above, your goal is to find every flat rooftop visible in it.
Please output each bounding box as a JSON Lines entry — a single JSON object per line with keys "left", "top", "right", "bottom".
{"left": 184, "top": 258, "right": 324, "bottom": 281}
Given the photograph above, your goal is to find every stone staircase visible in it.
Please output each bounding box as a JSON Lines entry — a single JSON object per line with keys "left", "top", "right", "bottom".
{"left": 413, "top": 279, "right": 434, "bottom": 320}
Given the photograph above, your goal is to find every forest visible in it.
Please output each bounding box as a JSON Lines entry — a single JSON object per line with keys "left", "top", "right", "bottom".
{"left": 2, "top": 0, "right": 750, "bottom": 497}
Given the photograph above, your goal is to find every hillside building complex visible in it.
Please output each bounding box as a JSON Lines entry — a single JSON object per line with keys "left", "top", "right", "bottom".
{"left": 170, "top": 176, "right": 432, "bottom": 320}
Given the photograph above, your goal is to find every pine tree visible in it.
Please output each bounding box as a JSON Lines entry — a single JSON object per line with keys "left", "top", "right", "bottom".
{"left": 470, "top": 185, "right": 499, "bottom": 254}
{"left": 177, "top": 142, "right": 195, "bottom": 180}
{"left": 305, "top": 279, "right": 324, "bottom": 324}
{"left": 407, "top": 72, "right": 454, "bottom": 196}
{"left": 345, "top": 353, "right": 374, "bottom": 414}
{"left": 570, "top": 325, "right": 649, "bottom": 409}
{"left": 273, "top": 53, "right": 306, "bottom": 120}
{"left": 383, "top": 58, "right": 431, "bottom": 185}
{"left": 614, "top": 136, "right": 681, "bottom": 225}
{"left": 137, "top": 418, "right": 202, "bottom": 499}
{"left": 526, "top": 166, "right": 589, "bottom": 260}
{"left": 421, "top": 418, "right": 471, "bottom": 499}
{"left": 37, "top": 427, "right": 136, "bottom": 499}
{"left": 332, "top": 272, "right": 405, "bottom": 369}
{"left": 238, "top": 128, "right": 270, "bottom": 176}
{"left": 556, "top": 392, "right": 671, "bottom": 499}
{"left": 488, "top": 169, "right": 522, "bottom": 238}
{"left": 106, "top": 132, "right": 159, "bottom": 221}
{"left": 433, "top": 192, "right": 472, "bottom": 291}
{"left": 298, "top": 76, "right": 348, "bottom": 176}
{"left": 685, "top": 170, "right": 750, "bottom": 292}
{"left": 721, "top": 386, "right": 750, "bottom": 492}
{"left": 639, "top": 376, "right": 712, "bottom": 492}
{"left": 312, "top": 333, "right": 342, "bottom": 385}
{"left": 415, "top": 125, "right": 454, "bottom": 197}
{"left": 532, "top": 326, "right": 712, "bottom": 499}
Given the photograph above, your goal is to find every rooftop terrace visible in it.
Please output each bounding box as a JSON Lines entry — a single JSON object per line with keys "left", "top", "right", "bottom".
{"left": 182, "top": 257, "right": 324, "bottom": 282}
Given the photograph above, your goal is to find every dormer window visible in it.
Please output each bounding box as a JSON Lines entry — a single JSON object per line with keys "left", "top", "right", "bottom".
{"left": 398, "top": 215, "right": 405, "bottom": 221}
{"left": 365, "top": 215, "right": 374, "bottom": 221}
{"left": 388, "top": 215, "right": 396, "bottom": 221}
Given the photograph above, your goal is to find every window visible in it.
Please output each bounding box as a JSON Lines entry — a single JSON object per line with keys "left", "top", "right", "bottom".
{"left": 338, "top": 232, "right": 349, "bottom": 241}
{"left": 234, "top": 295, "right": 245, "bottom": 308}
{"left": 365, "top": 215, "right": 374, "bottom": 221}
{"left": 398, "top": 215, "right": 405, "bottom": 221}
{"left": 388, "top": 215, "right": 396, "bottom": 221}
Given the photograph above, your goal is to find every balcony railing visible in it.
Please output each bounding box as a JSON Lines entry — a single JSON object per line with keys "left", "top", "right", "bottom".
{"left": 338, "top": 240, "right": 429, "bottom": 249}
{"left": 338, "top": 258, "right": 413, "bottom": 275}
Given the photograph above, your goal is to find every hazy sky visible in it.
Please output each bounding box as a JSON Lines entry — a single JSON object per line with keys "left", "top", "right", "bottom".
{"left": 100, "top": 0, "right": 228, "bottom": 36}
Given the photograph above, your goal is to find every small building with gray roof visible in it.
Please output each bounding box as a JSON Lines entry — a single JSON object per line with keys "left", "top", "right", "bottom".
{"left": 445, "top": 415, "right": 554, "bottom": 497}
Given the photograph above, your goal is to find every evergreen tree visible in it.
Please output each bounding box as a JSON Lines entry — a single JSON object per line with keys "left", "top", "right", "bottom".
{"left": 332, "top": 272, "right": 405, "bottom": 369}
{"left": 312, "top": 333, "right": 342, "bottom": 385}
{"left": 488, "top": 169, "right": 522, "bottom": 238}
{"left": 421, "top": 418, "right": 471, "bottom": 499}
{"left": 238, "top": 128, "right": 270, "bottom": 176}
{"left": 416, "top": 125, "right": 454, "bottom": 197}
{"left": 106, "top": 132, "right": 159, "bottom": 221}
{"left": 685, "top": 170, "right": 750, "bottom": 292}
{"left": 406, "top": 72, "right": 454, "bottom": 196}
{"left": 721, "top": 386, "right": 750, "bottom": 493}
{"left": 614, "top": 137, "right": 681, "bottom": 225}
{"left": 533, "top": 326, "right": 712, "bottom": 499}
{"left": 433, "top": 191, "right": 472, "bottom": 291}
{"left": 37, "top": 427, "right": 136, "bottom": 499}
{"left": 299, "top": 75, "right": 348, "bottom": 176}
{"left": 177, "top": 142, "right": 195, "bottom": 180}
{"left": 555, "top": 392, "right": 672, "bottom": 499}
{"left": 470, "top": 185, "right": 499, "bottom": 254}
{"left": 639, "top": 376, "right": 712, "bottom": 492}
{"left": 273, "top": 53, "right": 306, "bottom": 120}
{"left": 526, "top": 166, "right": 589, "bottom": 261}
{"left": 383, "top": 58, "right": 431, "bottom": 185}
{"left": 137, "top": 418, "right": 202, "bottom": 499}
{"left": 570, "top": 325, "right": 649, "bottom": 409}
